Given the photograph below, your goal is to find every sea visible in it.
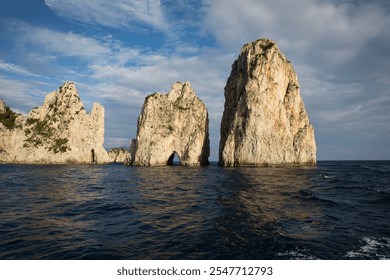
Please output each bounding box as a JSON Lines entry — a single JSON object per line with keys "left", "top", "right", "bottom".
{"left": 0, "top": 161, "right": 389, "bottom": 260}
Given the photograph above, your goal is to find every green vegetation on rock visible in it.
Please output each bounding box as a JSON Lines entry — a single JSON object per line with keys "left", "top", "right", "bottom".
{"left": 0, "top": 105, "right": 18, "bottom": 129}
{"left": 23, "top": 117, "right": 70, "bottom": 153}
{"left": 49, "top": 138, "right": 69, "bottom": 153}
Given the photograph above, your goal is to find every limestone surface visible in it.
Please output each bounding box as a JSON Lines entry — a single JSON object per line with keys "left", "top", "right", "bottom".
{"left": 132, "top": 82, "right": 209, "bottom": 166}
{"left": 0, "top": 82, "right": 109, "bottom": 164}
{"left": 219, "top": 38, "right": 316, "bottom": 166}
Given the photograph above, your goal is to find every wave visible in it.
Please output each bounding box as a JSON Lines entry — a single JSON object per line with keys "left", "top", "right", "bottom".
{"left": 298, "top": 189, "right": 341, "bottom": 206}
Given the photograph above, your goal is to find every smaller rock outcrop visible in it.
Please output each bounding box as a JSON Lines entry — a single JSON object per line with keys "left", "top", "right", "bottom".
{"left": 219, "top": 38, "right": 316, "bottom": 166}
{"left": 0, "top": 82, "right": 109, "bottom": 164}
{"left": 108, "top": 148, "right": 130, "bottom": 163}
{"left": 132, "top": 82, "right": 210, "bottom": 166}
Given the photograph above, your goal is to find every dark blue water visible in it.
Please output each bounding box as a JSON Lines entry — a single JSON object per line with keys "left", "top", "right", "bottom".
{"left": 0, "top": 161, "right": 389, "bottom": 259}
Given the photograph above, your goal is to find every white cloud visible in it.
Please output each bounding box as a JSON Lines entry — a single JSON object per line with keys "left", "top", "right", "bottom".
{"left": 202, "top": 0, "right": 387, "bottom": 63}
{"left": 44, "top": 0, "right": 168, "bottom": 31}
{"left": 0, "top": 76, "right": 44, "bottom": 114}
{"left": 0, "top": 59, "right": 39, "bottom": 77}
{"left": 87, "top": 50, "right": 229, "bottom": 107}
{"left": 17, "top": 26, "right": 109, "bottom": 58}
{"left": 89, "top": 50, "right": 230, "bottom": 100}
{"left": 6, "top": 20, "right": 144, "bottom": 78}
{"left": 81, "top": 82, "right": 146, "bottom": 107}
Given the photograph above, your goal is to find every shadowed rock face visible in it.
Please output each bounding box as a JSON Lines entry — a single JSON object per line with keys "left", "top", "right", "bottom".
{"left": 219, "top": 38, "right": 316, "bottom": 166}
{"left": 0, "top": 82, "right": 109, "bottom": 164}
{"left": 132, "top": 81, "right": 210, "bottom": 166}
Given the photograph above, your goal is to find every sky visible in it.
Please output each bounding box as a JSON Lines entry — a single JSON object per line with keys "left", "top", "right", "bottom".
{"left": 0, "top": 0, "right": 389, "bottom": 161}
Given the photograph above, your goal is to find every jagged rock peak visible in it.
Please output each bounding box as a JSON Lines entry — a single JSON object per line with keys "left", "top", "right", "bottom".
{"left": 241, "top": 38, "right": 277, "bottom": 51}
{"left": 132, "top": 81, "right": 210, "bottom": 166}
{"left": 58, "top": 81, "right": 76, "bottom": 92}
{"left": 219, "top": 38, "right": 316, "bottom": 166}
{"left": 40, "top": 82, "right": 83, "bottom": 116}
{"left": 52, "top": 82, "right": 79, "bottom": 102}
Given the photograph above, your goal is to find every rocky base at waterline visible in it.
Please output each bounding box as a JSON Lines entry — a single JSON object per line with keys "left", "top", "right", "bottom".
{"left": 219, "top": 38, "right": 316, "bottom": 166}
{"left": 0, "top": 82, "right": 109, "bottom": 164}
{"left": 132, "top": 81, "right": 210, "bottom": 166}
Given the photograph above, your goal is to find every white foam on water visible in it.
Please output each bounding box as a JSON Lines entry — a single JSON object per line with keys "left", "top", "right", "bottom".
{"left": 276, "top": 248, "right": 319, "bottom": 260}
{"left": 346, "top": 237, "right": 390, "bottom": 259}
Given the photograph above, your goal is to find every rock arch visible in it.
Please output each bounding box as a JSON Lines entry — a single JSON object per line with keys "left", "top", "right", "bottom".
{"left": 132, "top": 82, "right": 210, "bottom": 166}
{"left": 167, "top": 151, "right": 181, "bottom": 166}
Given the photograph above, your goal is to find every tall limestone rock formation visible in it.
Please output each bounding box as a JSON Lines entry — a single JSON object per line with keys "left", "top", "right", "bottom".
{"left": 132, "top": 81, "right": 209, "bottom": 166}
{"left": 0, "top": 82, "right": 109, "bottom": 164}
{"left": 219, "top": 38, "right": 316, "bottom": 166}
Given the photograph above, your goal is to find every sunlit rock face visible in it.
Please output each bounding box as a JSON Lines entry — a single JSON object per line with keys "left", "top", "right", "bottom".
{"left": 132, "top": 81, "right": 210, "bottom": 166}
{"left": 0, "top": 82, "right": 109, "bottom": 164}
{"left": 219, "top": 38, "right": 316, "bottom": 166}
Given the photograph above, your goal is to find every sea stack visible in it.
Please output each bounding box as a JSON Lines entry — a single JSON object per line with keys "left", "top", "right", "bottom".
{"left": 132, "top": 81, "right": 209, "bottom": 166}
{"left": 219, "top": 38, "right": 316, "bottom": 166}
{"left": 0, "top": 82, "right": 109, "bottom": 164}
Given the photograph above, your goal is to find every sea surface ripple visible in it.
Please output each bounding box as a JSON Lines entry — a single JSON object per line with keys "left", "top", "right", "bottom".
{"left": 0, "top": 161, "right": 389, "bottom": 259}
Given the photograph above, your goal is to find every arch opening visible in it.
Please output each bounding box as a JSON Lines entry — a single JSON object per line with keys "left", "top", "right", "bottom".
{"left": 167, "top": 152, "right": 181, "bottom": 166}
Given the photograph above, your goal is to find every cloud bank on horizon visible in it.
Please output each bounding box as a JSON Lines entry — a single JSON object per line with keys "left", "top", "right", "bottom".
{"left": 0, "top": 0, "right": 389, "bottom": 160}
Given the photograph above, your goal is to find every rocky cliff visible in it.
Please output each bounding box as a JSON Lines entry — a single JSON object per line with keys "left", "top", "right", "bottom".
{"left": 132, "top": 81, "right": 209, "bottom": 166}
{"left": 0, "top": 82, "right": 109, "bottom": 164}
{"left": 219, "top": 38, "right": 316, "bottom": 166}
